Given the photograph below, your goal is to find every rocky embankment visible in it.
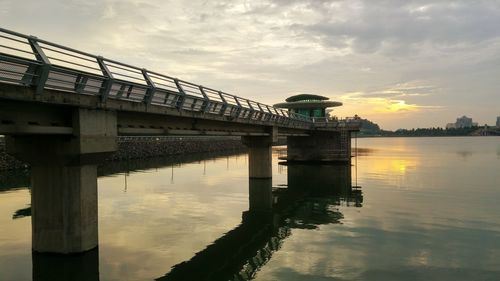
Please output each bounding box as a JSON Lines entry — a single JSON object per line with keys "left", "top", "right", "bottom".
{"left": 0, "top": 136, "right": 246, "bottom": 171}
{"left": 109, "top": 136, "right": 246, "bottom": 160}
{"left": 0, "top": 138, "right": 27, "bottom": 170}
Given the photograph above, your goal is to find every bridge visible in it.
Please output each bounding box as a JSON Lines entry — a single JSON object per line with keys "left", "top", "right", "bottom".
{"left": 0, "top": 27, "right": 360, "bottom": 254}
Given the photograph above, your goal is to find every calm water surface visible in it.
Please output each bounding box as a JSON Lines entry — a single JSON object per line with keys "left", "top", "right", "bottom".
{"left": 0, "top": 137, "right": 499, "bottom": 281}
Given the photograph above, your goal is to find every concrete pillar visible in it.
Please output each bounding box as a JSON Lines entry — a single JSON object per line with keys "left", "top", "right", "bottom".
{"left": 241, "top": 135, "right": 274, "bottom": 179}
{"left": 30, "top": 165, "right": 99, "bottom": 253}
{"left": 6, "top": 108, "right": 117, "bottom": 254}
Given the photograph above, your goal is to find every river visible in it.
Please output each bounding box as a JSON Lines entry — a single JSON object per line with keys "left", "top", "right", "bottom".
{"left": 0, "top": 137, "right": 499, "bottom": 281}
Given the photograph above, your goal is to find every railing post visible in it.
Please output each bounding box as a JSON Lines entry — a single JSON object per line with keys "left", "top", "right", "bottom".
{"left": 97, "top": 56, "right": 114, "bottom": 102}
{"left": 27, "top": 36, "right": 51, "bottom": 95}
{"left": 199, "top": 86, "right": 210, "bottom": 112}
{"left": 74, "top": 74, "right": 88, "bottom": 94}
{"left": 257, "top": 103, "right": 267, "bottom": 121}
{"left": 218, "top": 91, "right": 228, "bottom": 116}
{"left": 233, "top": 96, "right": 243, "bottom": 118}
{"left": 20, "top": 64, "right": 38, "bottom": 86}
{"left": 174, "top": 79, "right": 186, "bottom": 109}
{"left": 247, "top": 100, "right": 257, "bottom": 120}
{"left": 142, "top": 69, "right": 156, "bottom": 105}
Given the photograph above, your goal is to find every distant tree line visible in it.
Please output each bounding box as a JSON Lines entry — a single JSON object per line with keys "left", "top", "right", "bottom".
{"left": 355, "top": 118, "right": 482, "bottom": 137}
{"left": 379, "top": 127, "right": 480, "bottom": 137}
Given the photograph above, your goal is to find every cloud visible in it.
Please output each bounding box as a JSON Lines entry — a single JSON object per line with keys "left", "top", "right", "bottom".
{"left": 1, "top": 0, "right": 498, "bottom": 128}
{"left": 286, "top": 1, "right": 500, "bottom": 55}
{"left": 335, "top": 81, "right": 443, "bottom": 121}
{"left": 357, "top": 82, "right": 437, "bottom": 99}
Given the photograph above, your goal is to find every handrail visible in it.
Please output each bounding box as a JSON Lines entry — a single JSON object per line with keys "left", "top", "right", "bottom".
{"left": 0, "top": 27, "right": 318, "bottom": 127}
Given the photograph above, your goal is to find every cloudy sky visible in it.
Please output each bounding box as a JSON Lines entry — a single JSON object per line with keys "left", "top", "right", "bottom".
{"left": 1, "top": 0, "right": 499, "bottom": 129}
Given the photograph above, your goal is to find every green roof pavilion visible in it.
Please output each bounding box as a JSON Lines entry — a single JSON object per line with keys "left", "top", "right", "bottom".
{"left": 274, "top": 94, "right": 342, "bottom": 118}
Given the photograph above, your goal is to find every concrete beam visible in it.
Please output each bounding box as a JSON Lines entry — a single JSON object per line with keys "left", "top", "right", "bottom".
{"left": 0, "top": 95, "right": 312, "bottom": 136}
{"left": 0, "top": 84, "right": 313, "bottom": 131}
{"left": 0, "top": 124, "right": 72, "bottom": 135}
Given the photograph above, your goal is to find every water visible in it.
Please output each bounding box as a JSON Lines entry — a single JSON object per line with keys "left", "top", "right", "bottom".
{"left": 0, "top": 137, "right": 499, "bottom": 281}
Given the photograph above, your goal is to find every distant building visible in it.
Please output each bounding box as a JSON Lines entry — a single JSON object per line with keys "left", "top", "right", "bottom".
{"left": 455, "top": 116, "right": 473, "bottom": 128}
{"left": 446, "top": 123, "right": 456, "bottom": 129}
{"left": 497, "top": 116, "right": 500, "bottom": 128}
{"left": 447, "top": 115, "right": 477, "bottom": 129}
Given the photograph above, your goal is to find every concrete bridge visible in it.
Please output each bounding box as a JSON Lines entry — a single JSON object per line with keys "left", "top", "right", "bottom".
{"left": 0, "top": 27, "right": 360, "bottom": 254}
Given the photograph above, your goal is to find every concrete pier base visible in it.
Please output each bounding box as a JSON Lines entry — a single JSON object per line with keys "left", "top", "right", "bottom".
{"left": 5, "top": 108, "right": 117, "bottom": 254}
{"left": 286, "top": 130, "right": 351, "bottom": 163}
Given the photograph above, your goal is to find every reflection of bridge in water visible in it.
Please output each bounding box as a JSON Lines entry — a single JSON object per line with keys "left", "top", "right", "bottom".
{"left": 156, "top": 163, "right": 362, "bottom": 281}
{"left": 3, "top": 150, "right": 248, "bottom": 219}
{"left": 8, "top": 153, "right": 363, "bottom": 281}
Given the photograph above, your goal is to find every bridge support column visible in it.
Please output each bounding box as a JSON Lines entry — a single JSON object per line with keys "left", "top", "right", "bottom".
{"left": 6, "top": 109, "right": 117, "bottom": 254}
{"left": 287, "top": 130, "right": 351, "bottom": 163}
{"left": 242, "top": 135, "right": 274, "bottom": 179}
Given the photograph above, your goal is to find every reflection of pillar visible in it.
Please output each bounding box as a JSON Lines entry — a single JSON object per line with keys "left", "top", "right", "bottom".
{"left": 32, "top": 248, "right": 99, "bottom": 281}
{"left": 6, "top": 109, "right": 117, "bottom": 254}
{"left": 241, "top": 135, "right": 273, "bottom": 179}
{"left": 248, "top": 178, "right": 273, "bottom": 213}
{"left": 286, "top": 164, "right": 351, "bottom": 195}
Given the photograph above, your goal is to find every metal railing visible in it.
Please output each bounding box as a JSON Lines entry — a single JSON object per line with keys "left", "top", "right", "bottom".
{"left": 0, "top": 27, "right": 312, "bottom": 127}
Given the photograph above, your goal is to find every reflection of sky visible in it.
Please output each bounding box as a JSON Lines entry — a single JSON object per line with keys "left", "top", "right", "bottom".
{"left": 98, "top": 153, "right": 288, "bottom": 280}
{"left": 98, "top": 154, "right": 249, "bottom": 280}
{"left": 0, "top": 190, "right": 31, "bottom": 281}
{"left": 255, "top": 137, "right": 500, "bottom": 281}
